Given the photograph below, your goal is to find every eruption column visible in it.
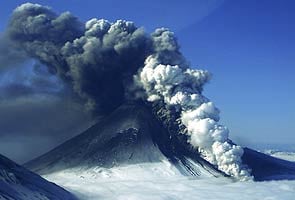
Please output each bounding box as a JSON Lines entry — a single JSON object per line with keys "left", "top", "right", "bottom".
{"left": 136, "top": 29, "right": 252, "bottom": 180}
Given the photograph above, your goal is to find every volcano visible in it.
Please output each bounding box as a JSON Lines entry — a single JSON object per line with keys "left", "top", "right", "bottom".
{"left": 25, "top": 102, "right": 295, "bottom": 181}
{"left": 2, "top": 3, "right": 295, "bottom": 199}
{"left": 25, "top": 102, "right": 223, "bottom": 178}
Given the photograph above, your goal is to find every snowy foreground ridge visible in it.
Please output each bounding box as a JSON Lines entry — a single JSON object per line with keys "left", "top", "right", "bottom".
{"left": 0, "top": 154, "right": 76, "bottom": 200}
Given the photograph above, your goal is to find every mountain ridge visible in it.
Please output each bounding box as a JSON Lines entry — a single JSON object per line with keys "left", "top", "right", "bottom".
{"left": 0, "top": 153, "right": 77, "bottom": 200}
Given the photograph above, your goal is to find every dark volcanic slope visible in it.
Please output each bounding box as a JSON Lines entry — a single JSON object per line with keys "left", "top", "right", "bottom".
{"left": 25, "top": 102, "right": 295, "bottom": 181}
{"left": 25, "top": 102, "right": 222, "bottom": 177}
{"left": 0, "top": 154, "right": 76, "bottom": 200}
{"left": 243, "top": 148, "right": 295, "bottom": 181}
{"left": 26, "top": 103, "right": 166, "bottom": 173}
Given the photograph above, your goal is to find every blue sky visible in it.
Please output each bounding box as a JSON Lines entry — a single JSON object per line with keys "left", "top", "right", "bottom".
{"left": 0, "top": 0, "right": 294, "bottom": 148}
{"left": 177, "top": 0, "right": 295, "bottom": 146}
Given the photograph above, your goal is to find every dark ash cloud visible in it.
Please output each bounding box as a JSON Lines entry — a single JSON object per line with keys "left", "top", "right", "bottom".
{"left": 7, "top": 3, "right": 153, "bottom": 115}
{"left": 0, "top": 34, "right": 27, "bottom": 72}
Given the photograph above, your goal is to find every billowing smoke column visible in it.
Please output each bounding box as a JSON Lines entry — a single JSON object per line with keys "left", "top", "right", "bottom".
{"left": 7, "top": 3, "right": 251, "bottom": 180}
{"left": 135, "top": 29, "right": 252, "bottom": 180}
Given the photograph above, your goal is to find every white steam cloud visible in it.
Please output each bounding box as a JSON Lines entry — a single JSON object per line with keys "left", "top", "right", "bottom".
{"left": 135, "top": 29, "right": 252, "bottom": 181}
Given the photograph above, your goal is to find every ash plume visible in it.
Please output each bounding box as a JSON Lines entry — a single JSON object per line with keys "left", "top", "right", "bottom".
{"left": 5, "top": 3, "right": 251, "bottom": 180}
{"left": 7, "top": 3, "right": 152, "bottom": 114}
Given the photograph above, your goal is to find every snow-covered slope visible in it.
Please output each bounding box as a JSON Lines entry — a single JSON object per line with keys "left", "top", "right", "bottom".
{"left": 25, "top": 102, "right": 295, "bottom": 182}
{"left": 23, "top": 102, "right": 295, "bottom": 199}
{"left": 0, "top": 154, "right": 77, "bottom": 200}
{"left": 25, "top": 102, "right": 223, "bottom": 178}
{"left": 39, "top": 150, "right": 295, "bottom": 200}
